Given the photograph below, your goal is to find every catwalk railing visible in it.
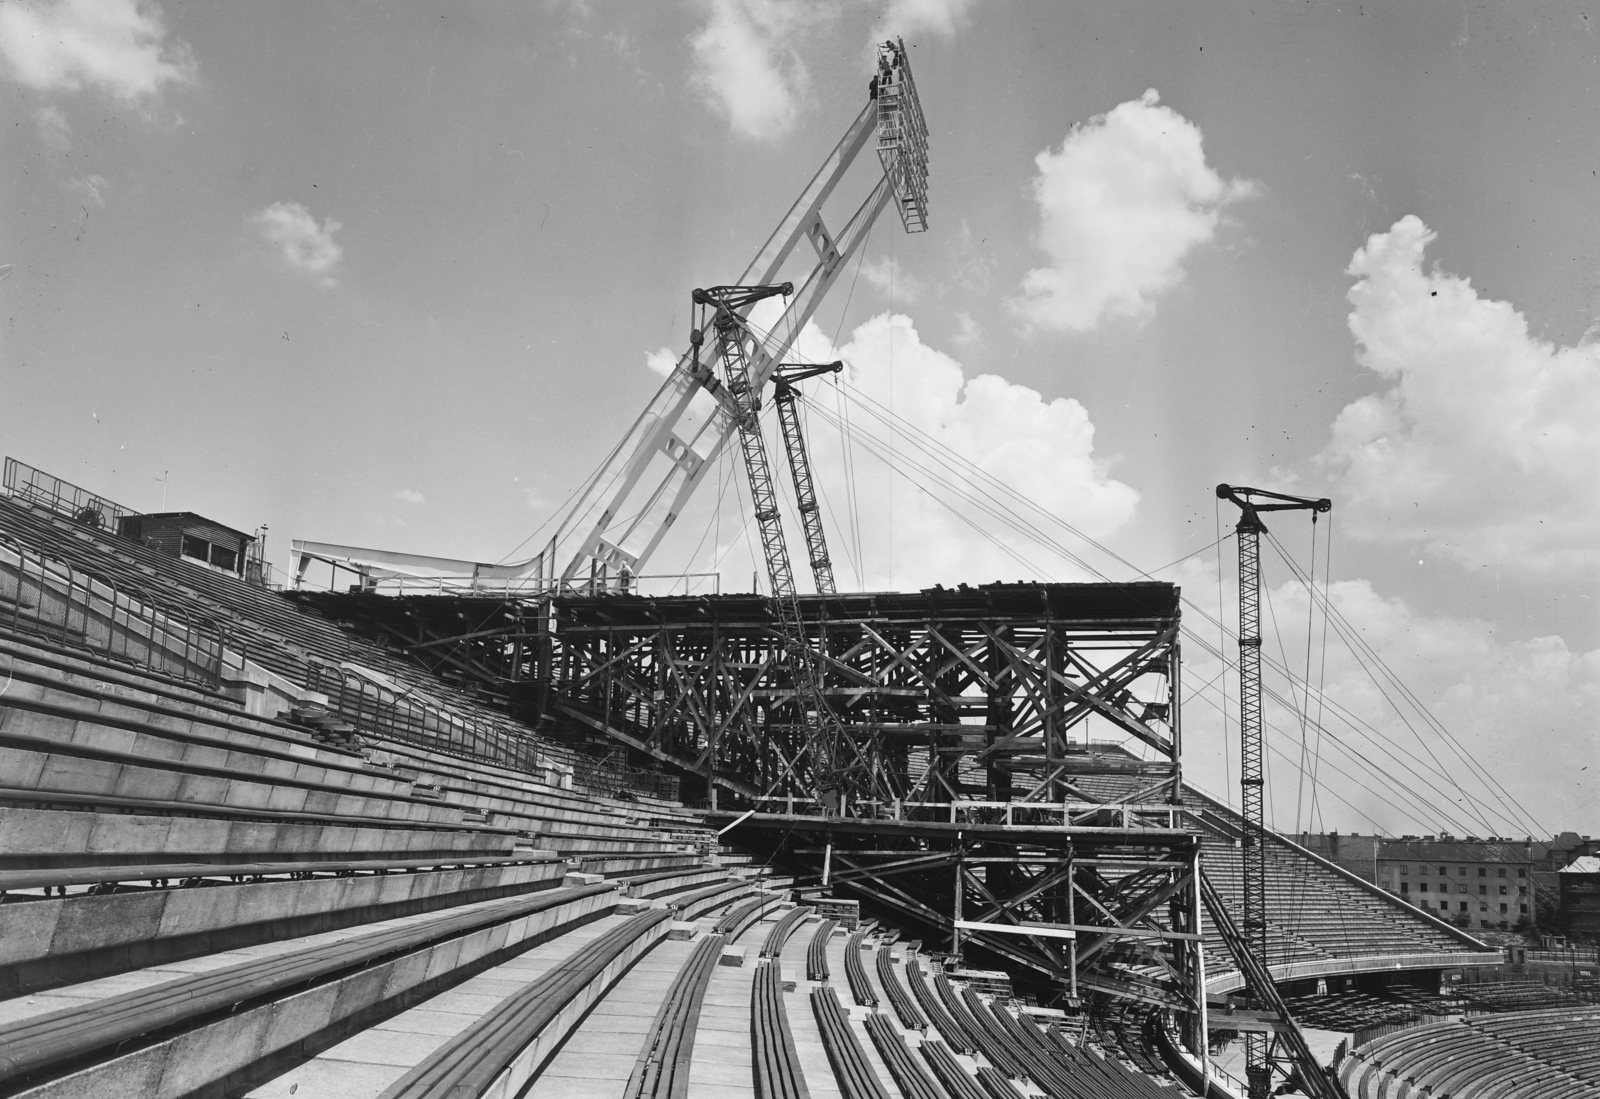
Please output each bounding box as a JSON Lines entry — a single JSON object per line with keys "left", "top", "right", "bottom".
{"left": 0, "top": 531, "right": 227, "bottom": 688}
{"left": 2, "top": 456, "right": 133, "bottom": 532}
{"left": 305, "top": 660, "right": 678, "bottom": 800}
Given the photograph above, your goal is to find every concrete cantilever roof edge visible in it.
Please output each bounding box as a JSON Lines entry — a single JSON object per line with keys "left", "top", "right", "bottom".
{"left": 1185, "top": 785, "right": 1494, "bottom": 953}
{"left": 1183, "top": 785, "right": 1504, "bottom": 992}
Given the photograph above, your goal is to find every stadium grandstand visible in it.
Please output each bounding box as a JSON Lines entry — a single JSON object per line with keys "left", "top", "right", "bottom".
{"left": 0, "top": 34, "right": 1587, "bottom": 1099}
{"left": 1, "top": 457, "right": 1585, "bottom": 1099}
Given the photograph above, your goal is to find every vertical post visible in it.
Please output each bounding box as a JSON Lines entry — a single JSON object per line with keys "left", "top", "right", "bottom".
{"left": 1191, "top": 845, "right": 1210, "bottom": 1077}
{"left": 952, "top": 843, "right": 964, "bottom": 956}
{"left": 1235, "top": 508, "right": 1271, "bottom": 1099}
{"left": 1066, "top": 849, "right": 1078, "bottom": 1003}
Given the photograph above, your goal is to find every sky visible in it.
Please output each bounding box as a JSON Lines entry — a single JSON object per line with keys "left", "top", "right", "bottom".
{"left": 1, "top": 0, "right": 1596, "bottom": 838}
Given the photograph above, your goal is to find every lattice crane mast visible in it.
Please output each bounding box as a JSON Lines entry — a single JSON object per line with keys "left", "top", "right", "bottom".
{"left": 1216, "top": 483, "right": 1337, "bottom": 1099}
{"left": 691, "top": 286, "right": 856, "bottom": 804}
{"left": 774, "top": 359, "right": 844, "bottom": 595}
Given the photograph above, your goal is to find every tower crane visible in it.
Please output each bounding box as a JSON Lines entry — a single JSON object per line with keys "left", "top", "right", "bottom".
{"left": 290, "top": 40, "right": 928, "bottom": 599}
{"left": 1215, "top": 483, "right": 1343, "bottom": 1099}
{"left": 691, "top": 285, "right": 858, "bottom": 805}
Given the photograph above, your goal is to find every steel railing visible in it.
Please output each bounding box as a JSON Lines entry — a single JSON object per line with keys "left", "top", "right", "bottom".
{"left": 305, "top": 661, "right": 678, "bottom": 800}
{"left": 3, "top": 457, "right": 134, "bottom": 531}
{"left": 0, "top": 533, "right": 228, "bottom": 688}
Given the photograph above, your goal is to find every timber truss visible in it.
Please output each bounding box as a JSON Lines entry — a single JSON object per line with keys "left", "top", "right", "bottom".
{"left": 548, "top": 581, "right": 1183, "bottom": 809}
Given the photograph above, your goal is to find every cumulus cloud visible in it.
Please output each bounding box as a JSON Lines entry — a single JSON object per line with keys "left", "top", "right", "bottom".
{"left": 0, "top": 0, "right": 195, "bottom": 102}
{"left": 1319, "top": 216, "right": 1600, "bottom": 576}
{"left": 249, "top": 201, "right": 343, "bottom": 287}
{"left": 1012, "top": 89, "right": 1255, "bottom": 333}
{"left": 858, "top": 255, "right": 922, "bottom": 302}
{"left": 645, "top": 346, "right": 679, "bottom": 378}
{"left": 711, "top": 307, "right": 1139, "bottom": 591}
{"left": 875, "top": 0, "right": 977, "bottom": 40}
{"left": 394, "top": 489, "right": 425, "bottom": 505}
{"left": 688, "top": 0, "right": 810, "bottom": 142}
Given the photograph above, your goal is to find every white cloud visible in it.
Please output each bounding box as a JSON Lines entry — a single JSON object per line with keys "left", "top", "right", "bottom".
{"left": 687, "top": 0, "right": 810, "bottom": 141}
{"left": 0, "top": 0, "right": 195, "bottom": 102}
{"left": 645, "top": 346, "right": 679, "bottom": 378}
{"left": 393, "top": 489, "right": 425, "bottom": 505}
{"left": 1176, "top": 565, "right": 1600, "bottom": 835}
{"left": 875, "top": 0, "right": 976, "bottom": 40}
{"left": 858, "top": 255, "right": 922, "bottom": 303}
{"left": 723, "top": 307, "right": 1139, "bottom": 591}
{"left": 951, "top": 309, "right": 981, "bottom": 349}
{"left": 1012, "top": 89, "right": 1255, "bottom": 333}
{"left": 34, "top": 103, "right": 69, "bottom": 149}
{"left": 249, "top": 201, "right": 343, "bottom": 287}
{"left": 1320, "top": 215, "right": 1600, "bottom": 576}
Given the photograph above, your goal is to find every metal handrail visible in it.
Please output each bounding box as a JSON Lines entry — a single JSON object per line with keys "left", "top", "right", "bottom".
{"left": 306, "top": 660, "right": 678, "bottom": 800}
{"left": 2, "top": 457, "right": 134, "bottom": 531}
{"left": 0, "top": 532, "right": 226, "bottom": 688}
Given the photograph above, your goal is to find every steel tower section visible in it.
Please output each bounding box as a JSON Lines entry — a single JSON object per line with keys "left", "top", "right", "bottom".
{"left": 773, "top": 362, "right": 843, "bottom": 596}
{"left": 696, "top": 287, "right": 859, "bottom": 801}
{"left": 1234, "top": 501, "right": 1270, "bottom": 1097}
{"left": 1217, "top": 483, "right": 1330, "bottom": 1099}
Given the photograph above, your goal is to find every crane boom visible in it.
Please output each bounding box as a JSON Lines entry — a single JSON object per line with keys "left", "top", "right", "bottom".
{"left": 288, "top": 42, "right": 928, "bottom": 599}
{"left": 556, "top": 40, "right": 927, "bottom": 592}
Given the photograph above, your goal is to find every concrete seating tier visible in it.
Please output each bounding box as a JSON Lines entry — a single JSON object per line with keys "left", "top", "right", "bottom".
{"left": 844, "top": 931, "right": 877, "bottom": 1007}
{"left": 0, "top": 805, "right": 513, "bottom": 873}
{"left": 372, "top": 909, "right": 676, "bottom": 1099}
{"left": 716, "top": 895, "right": 788, "bottom": 940}
{"left": 366, "top": 738, "right": 693, "bottom": 834}
{"left": 0, "top": 878, "right": 624, "bottom": 1098}
{"left": 618, "top": 866, "right": 727, "bottom": 900}
{"left": 1201, "top": 838, "right": 1470, "bottom": 971}
{"left": 759, "top": 905, "right": 813, "bottom": 959}
{"left": 0, "top": 694, "right": 472, "bottom": 831}
{"left": 1341, "top": 1010, "right": 1600, "bottom": 1099}
{"left": 0, "top": 497, "right": 690, "bottom": 805}
{"left": 614, "top": 931, "right": 726, "bottom": 1099}
{"left": 807, "top": 918, "right": 837, "bottom": 982}
{"left": 862, "top": 1012, "right": 943, "bottom": 1099}
{"left": 578, "top": 853, "right": 703, "bottom": 878}
{"left": 0, "top": 635, "right": 363, "bottom": 764}
{"left": 808, "top": 985, "right": 888, "bottom": 1099}
{"left": 0, "top": 853, "right": 565, "bottom": 997}
{"left": 877, "top": 944, "right": 928, "bottom": 1031}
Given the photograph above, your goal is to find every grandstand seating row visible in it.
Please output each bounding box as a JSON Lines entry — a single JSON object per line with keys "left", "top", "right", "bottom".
{"left": 0, "top": 495, "right": 677, "bottom": 806}
{"left": 1339, "top": 1007, "right": 1600, "bottom": 1098}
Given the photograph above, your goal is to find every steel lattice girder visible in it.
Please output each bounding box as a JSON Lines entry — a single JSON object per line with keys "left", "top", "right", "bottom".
{"left": 547, "top": 581, "right": 1182, "bottom": 804}
{"left": 713, "top": 811, "right": 1208, "bottom": 1020}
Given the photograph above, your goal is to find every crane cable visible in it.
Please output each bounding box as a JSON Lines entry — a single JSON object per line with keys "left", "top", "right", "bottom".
{"left": 672, "top": 313, "right": 1545, "bottom": 838}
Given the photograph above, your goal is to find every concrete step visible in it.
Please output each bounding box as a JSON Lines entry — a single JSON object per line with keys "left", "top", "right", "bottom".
{"left": 0, "top": 806, "right": 516, "bottom": 872}
{"left": 0, "top": 856, "right": 566, "bottom": 997}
